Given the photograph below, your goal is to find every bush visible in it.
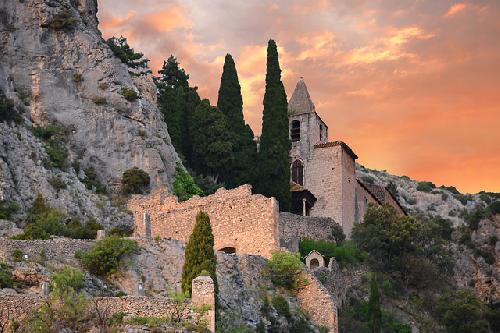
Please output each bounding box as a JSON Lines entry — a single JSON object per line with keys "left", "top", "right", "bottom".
{"left": 121, "top": 167, "right": 150, "bottom": 194}
{"left": 72, "top": 73, "right": 83, "bottom": 83}
{"left": 416, "top": 181, "right": 435, "bottom": 192}
{"left": 121, "top": 87, "right": 139, "bottom": 101}
{"left": 64, "top": 218, "right": 101, "bottom": 239}
{"left": 49, "top": 175, "right": 67, "bottom": 191}
{"left": 12, "top": 249, "right": 23, "bottom": 262}
{"left": 51, "top": 267, "right": 85, "bottom": 295}
{"left": 267, "top": 250, "right": 304, "bottom": 290}
{"left": 33, "top": 125, "right": 68, "bottom": 169}
{"left": 92, "top": 96, "right": 107, "bottom": 105}
{"left": 271, "top": 295, "right": 291, "bottom": 319}
{"left": 0, "top": 90, "right": 21, "bottom": 123}
{"left": 81, "top": 236, "right": 138, "bottom": 277}
{"left": 82, "top": 167, "right": 107, "bottom": 194}
{"left": 299, "top": 239, "right": 365, "bottom": 265}
{"left": 436, "top": 290, "right": 490, "bottom": 333}
{"left": 329, "top": 223, "right": 346, "bottom": 244}
{"left": 182, "top": 212, "right": 217, "bottom": 295}
{"left": 0, "top": 262, "right": 14, "bottom": 288}
{"left": 0, "top": 201, "right": 20, "bottom": 220}
{"left": 47, "top": 10, "right": 78, "bottom": 31}
{"left": 173, "top": 163, "right": 203, "bottom": 201}
{"left": 488, "top": 200, "right": 500, "bottom": 215}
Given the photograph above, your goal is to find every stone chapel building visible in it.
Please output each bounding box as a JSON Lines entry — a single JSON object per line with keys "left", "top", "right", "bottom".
{"left": 288, "top": 78, "right": 406, "bottom": 236}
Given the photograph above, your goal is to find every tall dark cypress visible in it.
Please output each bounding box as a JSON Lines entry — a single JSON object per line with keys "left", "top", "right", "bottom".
{"left": 216, "top": 54, "right": 257, "bottom": 187}
{"left": 255, "top": 40, "right": 291, "bottom": 211}
{"left": 368, "top": 276, "right": 382, "bottom": 333}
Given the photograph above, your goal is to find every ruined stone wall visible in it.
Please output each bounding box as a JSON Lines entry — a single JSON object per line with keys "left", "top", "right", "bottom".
{"left": 279, "top": 212, "right": 338, "bottom": 252}
{"left": 127, "top": 185, "right": 280, "bottom": 258}
{"left": 0, "top": 239, "right": 94, "bottom": 266}
{"left": 297, "top": 272, "right": 338, "bottom": 333}
{"left": 340, "top": 149, "right": 356, "bottom": 236}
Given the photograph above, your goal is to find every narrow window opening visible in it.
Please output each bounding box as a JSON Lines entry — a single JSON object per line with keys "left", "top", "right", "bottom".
{"left": 291, "top": 120, "right": 301, "bottom": 142}
{"left": 291, "top": 160, "right": 304, "bottom": 185}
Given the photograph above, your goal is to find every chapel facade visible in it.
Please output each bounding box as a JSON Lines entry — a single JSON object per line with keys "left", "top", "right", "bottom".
{"left": 288, "top": 78, "right": 405, "bottom": 236}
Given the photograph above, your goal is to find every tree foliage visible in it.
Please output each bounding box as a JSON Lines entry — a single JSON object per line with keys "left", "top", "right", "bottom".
{"left": 368, "top": 277, "right": 382, "bottom": 333}
{"left": 106, "top": 36, "right": 151, "bottom": 73}
{"left": 172, "top": 163, "right": 203, "bottom": 201}
{"left": 81, "top": 237, "right": 138, "bottom": 277}
{"left": 121, "top": 167, "right": 150, "bottom": 194}
{"left": 216, "top": 54, "right": 257, "bottom": 187}
{"left": 181, "top": 212, "right": 217, "bottom": 296}
{"left": 0, "top": 89, "right": 21, "bottom": 123}
{"left": 254, "top": 40, "right": 291, "bottom": 211}
{"left": 267, "top": 250, "right": 304, "bottom": 290}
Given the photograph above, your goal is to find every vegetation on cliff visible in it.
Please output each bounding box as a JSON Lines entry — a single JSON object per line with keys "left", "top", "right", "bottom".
{"left": 121, "top": 167, "right": 150, "bottom": 194}
{"left": 254, "top": 40, "right": 291, "bottom": 211}
{"left": 182, "top": 212, "right": 217, "bottom": 295}
{"left": 81, "top": 237, "right": 138, "bottom": 277}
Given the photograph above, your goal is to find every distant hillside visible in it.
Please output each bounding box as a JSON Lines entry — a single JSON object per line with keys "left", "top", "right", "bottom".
{"left": 357, "top": 164, "right": 499, "bottom": 224}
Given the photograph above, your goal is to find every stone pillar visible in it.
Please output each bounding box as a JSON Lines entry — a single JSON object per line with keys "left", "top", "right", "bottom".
{"left": 192, "top": 276, "right": 215, "bottom": 333}
{"left": 302, "top": 198, "right": 307, "bottom": 216}
{"left": 41, "top": 281, "right": 50, "bottom": 297}
{"left": 96, "top": 229, "right": 106, "bottom": 240}
{"left": 137, "top": 282, "right": 145, "bottom": 296}
{"left": 143, "top": 212, "right": 151, "bottom": 240}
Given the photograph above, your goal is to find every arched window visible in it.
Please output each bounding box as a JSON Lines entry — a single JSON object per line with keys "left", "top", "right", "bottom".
{"left": 291, "top": 120, "right": 300, "bottom": 142}
{"left": 291, "top": 159, "right": 304, "bottom": 185}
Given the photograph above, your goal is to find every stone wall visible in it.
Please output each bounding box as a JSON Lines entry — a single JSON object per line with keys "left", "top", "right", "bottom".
{"left": 297, "top": 271, "right": 338, "bottom": 333}
{"left": 128, "top": 185, "right": 280, "bottom": 258}
{"left": 355, "top": 181, "right": 378, "bottom": 224}
{"left": 279, "top": 212, "right": 338, "bottom": 252}
{"left": 0, "top": 238, "right": 94, "bottom": 266}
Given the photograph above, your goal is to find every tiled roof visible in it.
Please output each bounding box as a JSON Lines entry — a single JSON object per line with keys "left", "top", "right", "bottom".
{"left": 314, "top": 141, "right": 358, "bottom": 160}
{"left": 357, "top": 179, "right": 407, "bottom": 215}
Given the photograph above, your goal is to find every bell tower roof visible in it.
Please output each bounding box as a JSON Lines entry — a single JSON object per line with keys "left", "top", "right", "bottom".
{"left": 288, "top": 78, "right": 315, "bottom": 115}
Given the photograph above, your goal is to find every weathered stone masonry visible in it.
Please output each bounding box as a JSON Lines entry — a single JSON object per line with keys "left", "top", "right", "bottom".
{"left": 128, "top": 185, "right": 280, "bottom": 259}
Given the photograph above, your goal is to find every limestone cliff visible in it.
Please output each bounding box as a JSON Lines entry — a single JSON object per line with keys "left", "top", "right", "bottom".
{"left": 0, "top": 0, "right": 179, "bottom": 224}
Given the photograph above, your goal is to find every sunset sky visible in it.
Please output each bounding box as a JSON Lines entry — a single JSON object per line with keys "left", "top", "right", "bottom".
{"left": 97, "top": 0, "right": 500, "bottom": 193}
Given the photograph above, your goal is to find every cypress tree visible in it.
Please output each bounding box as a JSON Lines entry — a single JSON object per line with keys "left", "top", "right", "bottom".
{"left": 368, "top": 276, "right": 382, "bottom": 333}
{"left": 216, "top": 54, "right": 257, "bottom": 187}
{"left": 181, "top": 212, "right": 217, "bottom": 295}
{"left": 255, "top": 40, "right": 291, "bottom": 211}
{"left": 190, "top": 99, "right": 233, "bottom": 181}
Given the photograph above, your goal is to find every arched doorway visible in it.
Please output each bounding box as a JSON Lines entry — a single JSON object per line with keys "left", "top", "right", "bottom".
{"left": 310, "top": 258, "right": 320, "bottom": 269}
{"left": 291, "top": 159, "right": 304, "bottom": 186}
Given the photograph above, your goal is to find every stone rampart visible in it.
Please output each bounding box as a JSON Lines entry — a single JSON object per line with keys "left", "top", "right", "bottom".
{"left": 297, "top": 272, "right": 338, "bottom": 333}
{"left": 279, "top": 212, "right": 338, "bottom": 252}
{"left": 128, "top": 185, "right": 280, "bottom": 258}
{"left": 0, "top": 238, "right": 94, "bottom": 265}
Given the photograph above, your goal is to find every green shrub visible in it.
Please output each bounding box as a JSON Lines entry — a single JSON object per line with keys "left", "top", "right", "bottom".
{"left": 82, "top": 167, "right": 107, "bottom": 194}
{"left": 92, "top": 96, "right": 107, "bottom": 105}
{"left": 0, "top": 201, "right": 20, "bottom": 219}
{"left": 489, "top": 201, "right": 500, "bottom": 215}
{"left": 0, "top": 90, "right": 21, "bottom": 123}
{"left": 271, "top": 295, "right": 291, "bottom": 319}
{"left": 299, "top": 239, "right": 365, "bottom": 265}
{"left": 120, "top": 87, "right": 139, "bottom": 101}
{"left": 442, "top": 185, "right": 460, "bottom": 195}
{"left": 12, "top": 249, "right": 23, "bottom": 262}
{"left": 173, "top": 163, "right": 203, "bottom": 201}
{"left": 72, "top": 73, "right": 83, "bottom": 83}
{"left": 474, "top": 248, "right": 495, "bottom": 265}
{"left": 489, "top": 235, "right": 498, "bottom": 246}
{"left": 33, "top": 125, "right": 68, "bottom": 169}
{"left": 121, "top": 167, "right": 150, "bottom": 194}
{"left": 47, "top": 10, "right": 78, "bottom": 31}
{"left": 81, "top": 236, "right": 138, "bottom": 277}
{"left": 108, "top": 225, "right": 134, "bottom": 237}
{"left": 49, "top": 175, "right": 67, "bottom": 191}
{"left": 64, "top": 218, "right": 101, "bottom": 239}
{"left": 51, "top": 267, "right": 85, "bottom": 295}
{"left": 416, "top": 181, "right": 435, "bottom": 192}
{"left": 106, "top": 36, "right": 151, "bottom": 72}
{"left": 182, "top": 212, "right": 217, "bottom": 295}
{"left": 329, "top": 223, "right": 346, "bottom": 244}
{"left": 0, "top": 262, "right": 14, "bottom": 288}
{"left": 128, "top": 316, "right": 170, "bottom": 327}
{"left": 267, "top": 250, "right": 304, "bottom": 290}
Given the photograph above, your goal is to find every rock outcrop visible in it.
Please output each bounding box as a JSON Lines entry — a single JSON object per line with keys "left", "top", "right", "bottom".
{"left": 0, "top": 0, "right": 179, "bottom": 223}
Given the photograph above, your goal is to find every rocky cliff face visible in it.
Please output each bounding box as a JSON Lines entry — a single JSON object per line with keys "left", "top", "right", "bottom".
{"left": 0, "top": 0, "right": 178, "bottom": 223}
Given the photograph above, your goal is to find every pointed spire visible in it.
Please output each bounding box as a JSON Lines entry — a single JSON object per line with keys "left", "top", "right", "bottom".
{"left": 288, "top": 78, "right": 315, "bottom": 115}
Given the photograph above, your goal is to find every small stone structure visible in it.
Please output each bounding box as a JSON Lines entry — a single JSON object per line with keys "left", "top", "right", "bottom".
{"left": 128, "top": 185, "right": 280, "bottom": 258}
{"left": 305, "top": 250, "right": 325, "bottom": 270}
{"left": 96, "top": 229, "right": 106, "bottom": 240}
{"left": 192, "top": 276, "right": 216, "bottom": 333}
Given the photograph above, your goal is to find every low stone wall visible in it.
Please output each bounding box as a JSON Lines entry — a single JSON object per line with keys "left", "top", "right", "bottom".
{"left": 279, "top": 212, "right": 338, "bottom": 252}
{"left": 0, "top": 238, "right": 94, "bottom": 265}
{"left": 128, "top": 185, "right": 280, "bottom": 258}
{"left": 297, "top": 272, "right": 338, "bottom": 333}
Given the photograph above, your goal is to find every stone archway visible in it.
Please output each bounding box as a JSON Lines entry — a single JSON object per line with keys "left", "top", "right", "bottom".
{"left": 219, "top": 247, "right": 236, "bottom": 254}
{"left": 305, "top": 250, "right": 325, "bottom": 270}
{"left": 310, "top": 258, "right": 320, "bottom": 269}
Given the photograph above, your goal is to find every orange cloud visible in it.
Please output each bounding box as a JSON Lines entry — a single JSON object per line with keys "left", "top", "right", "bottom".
{"left": 445, "top": 3, "right": 467, "bottom": 17}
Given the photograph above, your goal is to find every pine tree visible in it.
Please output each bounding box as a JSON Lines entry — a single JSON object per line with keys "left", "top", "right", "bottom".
{"left": 255, "top": 40, "right": 291, "bottom": 211}
{"left": 216, "top": 54, "right": 257, "bottom": 187}
{"left": 190, "top": 99, "right": 233, "bottom": 181}
{"left": 181, "top": 212, "right": 217, "bottom": 295}
{"left": 368, "top": 276, "right": 382, "bottom": 333}
{"left": 157, "top": 56, "right": 200, "bottom": 161}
